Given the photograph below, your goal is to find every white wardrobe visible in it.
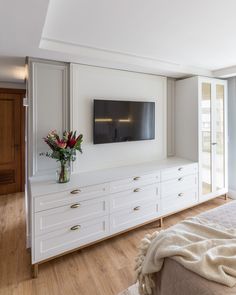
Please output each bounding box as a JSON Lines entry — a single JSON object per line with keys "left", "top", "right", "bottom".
{"left": 175, "top": 76, "right": 228, "bottom": 202}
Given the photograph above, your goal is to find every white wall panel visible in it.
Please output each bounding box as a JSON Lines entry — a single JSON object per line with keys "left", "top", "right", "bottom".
{"left": 71, "top": 64, "right": 167, "bottom": 173}
{"left": 28, "top": 59, "right": 69, "bottom": 177}
{"left": 167, "top": 78, "right": 175, "bottom": 156}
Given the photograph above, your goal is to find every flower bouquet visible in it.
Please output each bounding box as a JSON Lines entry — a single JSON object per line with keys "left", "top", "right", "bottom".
{"left": 41, "top": 130, "right": 83, "bottom": 183}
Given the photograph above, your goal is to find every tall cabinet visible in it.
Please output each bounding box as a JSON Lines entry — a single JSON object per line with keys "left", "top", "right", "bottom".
{"left": 175, "top": 76, "right": 228, "bottom": 202}
{"left": 25, "top": 58, "right": 69, "bottom": 247}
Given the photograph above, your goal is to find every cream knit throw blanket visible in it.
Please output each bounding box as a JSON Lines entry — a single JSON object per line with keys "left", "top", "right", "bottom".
{"left": 135, "top": 217, "right": 236, "bottom": 295}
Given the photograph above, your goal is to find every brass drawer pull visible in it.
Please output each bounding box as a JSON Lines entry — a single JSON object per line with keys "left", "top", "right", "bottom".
{"left": 133, "top": 206, "right": 141, "bottom": 211}
{"left": 133, "top": 188, "right": 140, "bottom": 193}
{"left": 70, "top": 189, "right": 81, "bottom": 194}
{"left": 178, "top": 193, "right": 184, "bottom": 197}
{"left": 178, "top": 167, "right": 183, "bottom": 171}
{"left": 133, "top": 176, "right": 140, "bottom": 181}
{"left": 178, "top": 177, "right": 183, "bottom": 181}
{"left": 70, "top": 203, "right": 81, "bottom": 209}
{"left": 70, "top": 225, "right": 81, "bottom": 231}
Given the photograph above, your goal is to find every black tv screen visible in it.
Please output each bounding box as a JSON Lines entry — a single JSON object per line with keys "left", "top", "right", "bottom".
{"left": 93, "top": 99, "right": 155, "bottom": 144}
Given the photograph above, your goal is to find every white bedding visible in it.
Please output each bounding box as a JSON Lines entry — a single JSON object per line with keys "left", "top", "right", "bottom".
{"left": 135, "top": 201, "right": 236, "bottom": 295}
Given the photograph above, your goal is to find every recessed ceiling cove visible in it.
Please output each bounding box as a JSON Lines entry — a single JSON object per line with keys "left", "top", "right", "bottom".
{"left": 40, "top": 0, "right": 236, "bottom": 76}
{"left": 1, "top": 0, "right": 236, "bottom": 78}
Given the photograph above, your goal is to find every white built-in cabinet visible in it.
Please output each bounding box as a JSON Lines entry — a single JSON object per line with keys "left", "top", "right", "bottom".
{"left": 29, "top": 157, "right": 198, "bottom": 276}
{"left": 175, "top": 77, "right": 228, "bottom": 202}
{"left": 25, "top": 60, "right": 227, "bottom": 277}
{"left": 25, "top": 58, "right": 69, "bottom": 247}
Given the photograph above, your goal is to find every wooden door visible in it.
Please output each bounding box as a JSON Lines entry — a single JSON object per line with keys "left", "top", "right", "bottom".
{"left": 0, "top": 89, "right": 25, "bottom": 195}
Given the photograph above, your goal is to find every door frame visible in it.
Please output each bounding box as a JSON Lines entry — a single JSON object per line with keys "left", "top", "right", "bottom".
{"left": 0, "top": 88, "right": 26, "bottom": 193}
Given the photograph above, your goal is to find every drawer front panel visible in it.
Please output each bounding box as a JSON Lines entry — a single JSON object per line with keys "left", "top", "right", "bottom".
{"left": 110, "top": 201, "right": 160, "bottom": 234}
{"left": 34, "top": 183, "right": 109, "bottom": 212}
{"left": 110, "top": 172, "right": 160, "bottom": 193}
{"left": 161, "top": 189, "right": 198, "bottom": 215}
{"left": 161, "top": 174, "right": 198, "bottom": 197}
{"left": 110, "top": 184, "right": 159, "bottom": 213}
{"left": 161, "top": 163, "right": 198, "bottom": 181}
{"left": 35, "top": 197, "right": 109, "bottom": 236}
{"left": 34, "top": 216, "right": 109, "bottom": 263}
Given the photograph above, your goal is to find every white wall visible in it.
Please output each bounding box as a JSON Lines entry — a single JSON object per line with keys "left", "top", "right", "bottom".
{"left": 71, "top": 64, "right": 167, "bottom": 173}
{"left": 228, "top": 77, "right": 236, "bottom": 198}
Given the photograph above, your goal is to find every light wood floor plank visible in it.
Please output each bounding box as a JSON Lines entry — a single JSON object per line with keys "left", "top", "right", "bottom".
{"left": 0, "top": 193, "right": 231, "bottom": 295}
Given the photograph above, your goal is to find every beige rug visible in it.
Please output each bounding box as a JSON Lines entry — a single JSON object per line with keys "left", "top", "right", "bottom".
{"left": 118, "top": 283, "right": 139, "bottom": 295}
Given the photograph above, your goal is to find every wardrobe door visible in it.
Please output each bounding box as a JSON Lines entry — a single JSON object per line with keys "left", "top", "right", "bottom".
{"left": 199, "top": 78, "right": 227, "bottom": 199}
{"left": 201, "top": 82, "right": 213, "bottom": 195}
{"left": 214, "top": 83, "right": 226, "bottom": 191}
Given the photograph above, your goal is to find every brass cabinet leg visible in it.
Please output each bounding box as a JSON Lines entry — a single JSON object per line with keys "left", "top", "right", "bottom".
{"left": 32, "top": 264, "right": 39, "bottom": 278}
{"left": 224, "top": 194, "right": 228, "bottom": 201}
{"left": 159, "top": 218, "right": 163, "bottom": 227}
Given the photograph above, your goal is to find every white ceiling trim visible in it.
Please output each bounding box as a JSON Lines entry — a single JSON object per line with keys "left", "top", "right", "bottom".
{"left": 40, "top": 37, "right": 213, "bottom": 77}
{"left": 213, "top": 66, "right": 236, "bottom": 78}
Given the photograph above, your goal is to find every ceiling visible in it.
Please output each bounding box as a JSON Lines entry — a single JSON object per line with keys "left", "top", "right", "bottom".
{"left": 1, "top": 0, "right": 236, "bottom": 82}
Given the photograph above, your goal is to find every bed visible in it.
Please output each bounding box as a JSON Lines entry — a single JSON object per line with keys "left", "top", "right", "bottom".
{"left": 136, "top": 201, "right": 236, "bottom": 295}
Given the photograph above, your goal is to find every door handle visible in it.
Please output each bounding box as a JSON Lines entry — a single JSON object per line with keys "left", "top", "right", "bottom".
{"left": 133, "top": 206, "right": 141, "bottom": 211}
{"left": 133, "top": 188, "right": 140, "bottom": 193}
{"left": 133, "top": 176, "right": 140, "bottom": 181}
{"left": 70, "top": 203, "right": 81, "bottom": 209}
{"left": 212, "top": 142, "right": 217, "bottom": 145}
{"left": 70, "top": 189, "right": 81, "bottom": 194}
{"left": 70, "top": 225, "right": 81, "bottom": 231}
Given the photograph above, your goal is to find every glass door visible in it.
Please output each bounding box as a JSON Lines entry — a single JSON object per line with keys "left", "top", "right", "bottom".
{"left": 201, "top": 83, "right": 212, "bottom": 195}
{"left": 215, "top": 84, "right": 225, "bottom": 190}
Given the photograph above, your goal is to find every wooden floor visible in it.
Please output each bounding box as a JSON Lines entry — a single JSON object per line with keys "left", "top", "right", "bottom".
{"left": 0, "top": 193, "right": 231, "bottom": 295}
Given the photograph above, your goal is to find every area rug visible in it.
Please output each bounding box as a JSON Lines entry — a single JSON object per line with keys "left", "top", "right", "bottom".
{"left": 118, "top": 283, "right": 139, "bottom": 295}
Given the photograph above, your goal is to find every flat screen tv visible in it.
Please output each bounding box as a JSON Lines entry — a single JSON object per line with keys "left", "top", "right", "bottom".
{"left": 93, "top": 99, "right": 155, "bottom": 144}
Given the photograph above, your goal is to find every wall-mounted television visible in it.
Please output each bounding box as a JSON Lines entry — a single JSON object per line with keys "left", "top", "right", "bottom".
{"left": 93, "top": 99, "right": 155, "bottom": 144}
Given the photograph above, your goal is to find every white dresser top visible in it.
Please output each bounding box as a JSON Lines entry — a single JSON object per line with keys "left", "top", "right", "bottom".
{"left": 29, "top": 157, "right": 197, "bottom": 197}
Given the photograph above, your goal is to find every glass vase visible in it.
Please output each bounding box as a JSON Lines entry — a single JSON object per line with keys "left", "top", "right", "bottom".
{"left": 57, "top": 161, "right": 71, "bottom": 183}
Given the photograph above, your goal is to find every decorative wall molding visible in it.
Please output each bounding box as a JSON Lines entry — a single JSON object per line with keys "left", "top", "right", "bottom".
{"left": 167, "top": 78, "right": 175, "bottom": 156}
{"left": 40, "top": 37, "right": 213, "bottom": 78}
{"left": 213, "top": 66, "right": 236, "bottom": 78}
{"left": 0, "top": 81, "right": 26, "bottom": 89}
{"left": 28, "top": 58, "right": 69, "bottom": 177}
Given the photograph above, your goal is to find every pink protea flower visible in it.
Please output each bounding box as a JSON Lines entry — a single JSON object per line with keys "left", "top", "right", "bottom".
{"left": 56, "top": 140, "right": 67, "bottom": 149}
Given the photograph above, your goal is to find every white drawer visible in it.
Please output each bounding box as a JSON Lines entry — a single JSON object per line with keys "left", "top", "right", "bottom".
{"left": 110, "top": 184, "right": 159, "bottom": 213}
{"left": 161, "top": 189, "right": 198, "bottom": 215}
{"left": 35, "top": 196, "right": 109, "bottom": 236}
{"left": 34, "top": 183, "right": 109, "bottom": 212}
{"left": 110, "top": 172, "right": 160, "bottom": 193}
{"left": 161, "top": 163, "right": 198, "bottom": 181}
{"left": 34, "top": 216, "right": 109, "bottom": 263}
{"left": 161, "top": 174, "right": 198, "bottom": 197}
{"left": 110, "top": 201, "right": 160, "bottom": 234}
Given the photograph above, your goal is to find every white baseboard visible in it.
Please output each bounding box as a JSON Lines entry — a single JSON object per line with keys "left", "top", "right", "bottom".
{"left": 228, "top": 189, "right": 236, "bottom": 200}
